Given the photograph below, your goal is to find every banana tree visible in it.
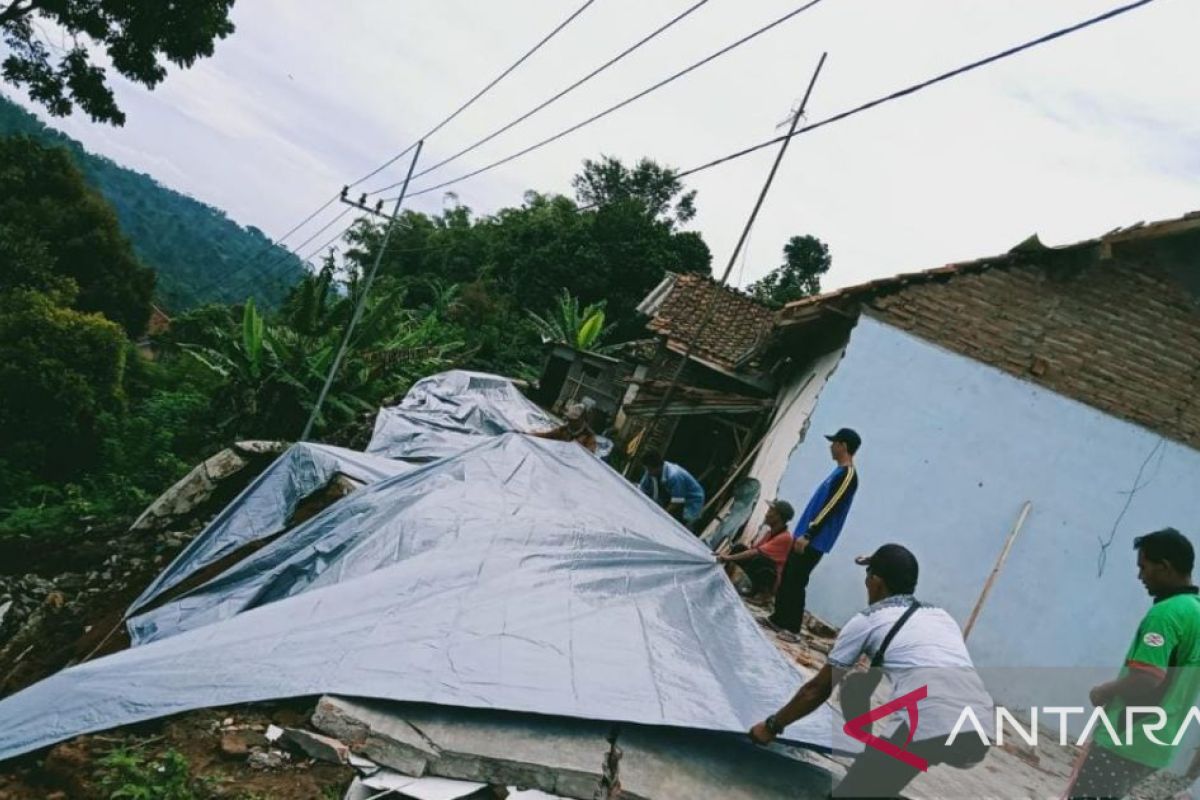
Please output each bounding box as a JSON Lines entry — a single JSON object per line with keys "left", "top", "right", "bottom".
{"left": 527, "top": 289, "right": 617, "bottom": 353}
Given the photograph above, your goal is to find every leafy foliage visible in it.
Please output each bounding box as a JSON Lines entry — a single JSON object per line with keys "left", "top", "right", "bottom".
{"left": 0, "top": 289, "right": 127, "bottom": 480}
{"left": 96, "top": 747, "right": 201, "bottom": 800}
{"left": 0, "top": 0, "right": 235, "bottom": 125}
{"left": 528, "top": 289, "right": 615, "bottom": 352}
{"left": 748, "top": 234, "right": 832, "bottom": 305}
{"left": 572, "top": 155, "right": 697, "bottom": 227}
{"left": 0, "top": 138, "right": 798, "bottom": 547}
{"left": 351, "top": 160, "right": 712, "bottom": 349}
{"left": 0, "top": 135, "right": 153, "bottom": 334}
{"left": 0, "top": 96, "right": 307, "bottom": 310}
{"left": 183, "top": 290, "right": 466, "bottom": 440}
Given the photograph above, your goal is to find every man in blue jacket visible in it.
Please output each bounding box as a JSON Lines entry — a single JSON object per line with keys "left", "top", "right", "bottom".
{"left": 766, "top": 427, "right": 861, "bottom": 639}
{"left": 639, "top": 452, "right": 706, "bottom": 528}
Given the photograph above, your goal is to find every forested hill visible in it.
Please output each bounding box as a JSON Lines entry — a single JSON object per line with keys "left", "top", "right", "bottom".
{"left": 0, "top": 95, "right": 305, "bottom": 311}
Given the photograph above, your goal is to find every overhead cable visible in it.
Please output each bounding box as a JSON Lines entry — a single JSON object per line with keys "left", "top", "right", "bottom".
{"left": 348, "top": 0, "right": 598, "bottom": 191}
{"left": 393, "top": 0, "right": 829, "bottom": 200}
{"left": 368, "top": 0, "right": 713, "bottom": 194}
{"left": 674, "top": 0, "right": 1158, "bottom": 181}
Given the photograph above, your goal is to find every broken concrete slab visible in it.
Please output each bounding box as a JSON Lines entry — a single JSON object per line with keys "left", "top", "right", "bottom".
{"left": 232, "top": 440, "right": 290, "bottom": 457}
{"left": 128, "top": 441, "right": 289, "bottom": 531}
{"left": 282, "top": 727, "right": 350, "bottom": 764}
{"left": 312, "top": 695, "right": 835, "bottom": 800}
{"left": 615, "top": 726, "right": 833, "bottom": 800}
{"left": 313, "top": 696, "right": 609, "bottom": 798}
{"left": 313, "top": 695, "right": 441, "bottom": 777}
{"left": 129, "top": 448, "right": 248, "bottom": 531}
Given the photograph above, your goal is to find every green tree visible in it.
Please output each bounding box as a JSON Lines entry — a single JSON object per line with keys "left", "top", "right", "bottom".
{"left": 281, "top": 258, "right": 341, "bottom": 336}
{"left": 0, "top": 0, "right": 235, "bottom": 125}
{"left": 572, "top": 155, "right": 697, "bottom": 228}
{"left": 748, "top": 234, "right": 831, "bottom": 305}
{"left": 0, "top": 96, "right": 308, "bottom": 311}
{"left": 0, "top": 288, "right": 127, "bottom": 480}
{"left": 182, "top": 292, "right": 466, "bottom": 439}
{"left": 0, "top": 136, "right": 154, "bottom": 334}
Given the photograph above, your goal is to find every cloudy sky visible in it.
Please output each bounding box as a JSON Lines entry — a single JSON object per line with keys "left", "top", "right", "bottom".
{"left": 11, "top": 0, "right": 1198, "bottom": 292}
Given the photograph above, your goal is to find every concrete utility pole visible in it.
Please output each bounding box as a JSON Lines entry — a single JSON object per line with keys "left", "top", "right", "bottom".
{"left": 301, "top": 141, "right": 425, "bottom": 441}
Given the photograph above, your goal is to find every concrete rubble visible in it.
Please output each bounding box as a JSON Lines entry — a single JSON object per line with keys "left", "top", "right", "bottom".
{"left": 246, "top": 748, "right": 292, "bottom": 770}
{"left": 282, "top": 726, "right": 351, "bottom": 764}
{"left": 312, "top": 695, "right": 832, "bottom": 800}
{"left": 129, "top": 440, "right": 287, "bottom": 531}
{"left": 305, "top": 600, "right": 1094, "bottom": 799}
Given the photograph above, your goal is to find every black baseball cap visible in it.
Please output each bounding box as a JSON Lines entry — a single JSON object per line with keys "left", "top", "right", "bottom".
{"left": 768, "top": 499, "right": 795, "bottom": 523}
{"left": 825, "top": 427, "right": 862, "bottom": 454}
{"left": 855, "top": 544, "right": 919, "bottom": 594}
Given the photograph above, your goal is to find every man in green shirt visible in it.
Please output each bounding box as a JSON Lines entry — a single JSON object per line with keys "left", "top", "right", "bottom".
{"left": 1071, "top": 527, "right": 1200, "bottom": 800}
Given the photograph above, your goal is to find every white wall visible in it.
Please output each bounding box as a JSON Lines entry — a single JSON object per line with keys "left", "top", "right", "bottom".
{"left": 771, "top": 314, "right": 1200, "bottom": 680}
{"left": 734, "top": 346, "right": 848, "bottom": 547}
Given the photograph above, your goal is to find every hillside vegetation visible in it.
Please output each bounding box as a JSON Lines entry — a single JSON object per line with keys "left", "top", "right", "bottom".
{"left": 0, "top": 96, "right": 306, "bottom": 311}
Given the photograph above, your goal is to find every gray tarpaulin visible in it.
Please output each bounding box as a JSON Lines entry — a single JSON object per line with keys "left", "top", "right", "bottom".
{"left": 367, "top": 370, "right": 559, "bottom": 460}
{"left": 127, "top": 443, "right": 412, "bottom": 616}
{"left": 0, "top": 435, "right": 830, "bottom": 761}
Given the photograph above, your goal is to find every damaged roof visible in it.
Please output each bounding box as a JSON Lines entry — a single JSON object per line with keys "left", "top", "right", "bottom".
{"left": 622, "top": 378, "right": 775, "bottom": 417}
{"left": 779, "top": 208, "right": 1200, "bottom": 326}
{"left": 771, "top": 208, "right": 1200, "bottom": 450}
{"left": 639, "top": 272, "right": 776, "bottom": 373}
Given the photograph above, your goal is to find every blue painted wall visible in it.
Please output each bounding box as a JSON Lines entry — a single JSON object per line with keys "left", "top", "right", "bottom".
{"left": 778, "top": 315, "right": 1200, "bottom": 677}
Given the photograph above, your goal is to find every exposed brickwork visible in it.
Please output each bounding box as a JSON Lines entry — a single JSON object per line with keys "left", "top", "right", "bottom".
{"left": 866, "top": 256, "right": 1200, "bottom": 450}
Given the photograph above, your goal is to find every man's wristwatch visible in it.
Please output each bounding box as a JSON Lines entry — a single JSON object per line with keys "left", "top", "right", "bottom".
{"left": 765, "top": 714, "right": 785, "bottom": 736}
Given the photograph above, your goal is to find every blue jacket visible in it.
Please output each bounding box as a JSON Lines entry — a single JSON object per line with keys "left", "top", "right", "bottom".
{"left": 796, "top": 464, "right": 859, "bottom": 553}
{"left": 639, "top": 462, "right": 706, "bottom": 523}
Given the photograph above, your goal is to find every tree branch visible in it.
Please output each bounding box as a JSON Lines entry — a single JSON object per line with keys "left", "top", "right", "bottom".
{"left": 0, "top": 0, "right": 41, "bottom": 26}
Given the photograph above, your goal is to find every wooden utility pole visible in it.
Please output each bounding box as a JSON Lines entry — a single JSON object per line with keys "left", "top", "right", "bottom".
{"left": 637, "top": 53, "right": 827, "bottom": 454}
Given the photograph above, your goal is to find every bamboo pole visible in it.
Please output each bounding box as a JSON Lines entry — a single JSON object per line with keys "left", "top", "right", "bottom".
{"left": 963, "top": 500, "right": 1032, "bottom": 641}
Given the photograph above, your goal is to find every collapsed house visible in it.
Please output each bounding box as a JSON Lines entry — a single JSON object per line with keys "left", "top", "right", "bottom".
{"left": 536, "top": 210, "right": 1200, "bottom": 721}
{"left": 538, "top": 274, "right": 779, "bottom": 532}
{"left": 3, "top": 210, "right": 1198, "bottom": 796}
{"left": 0, "top": 370, "right": 837, "bottom": 798}
{"left": 735, "top": 212, "right": 1200, "bottom": 741}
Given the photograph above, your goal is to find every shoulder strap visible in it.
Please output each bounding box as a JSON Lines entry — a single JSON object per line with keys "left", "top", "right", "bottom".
{"left": 871, "top": 600, "right": 921, "bottom": 668}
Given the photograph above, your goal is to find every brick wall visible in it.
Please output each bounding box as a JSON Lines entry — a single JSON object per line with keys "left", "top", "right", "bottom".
{"left": 866, "top": 256, "right": 1200, "bottom": 450}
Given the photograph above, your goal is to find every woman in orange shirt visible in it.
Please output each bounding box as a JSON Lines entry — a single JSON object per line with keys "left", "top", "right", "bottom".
{"left": 718, "top": 500, "right": 795, "bottom": 603}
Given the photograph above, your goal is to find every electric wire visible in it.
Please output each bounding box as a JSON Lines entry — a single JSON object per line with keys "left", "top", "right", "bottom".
{"left": 390, "top": 0, "right": 829, "bottom": 200}
{"left": 367, "top": 0, "right": 713, "bottom": 194}
{"left": 192, "top": 0, "right": 597, "bottom": 300}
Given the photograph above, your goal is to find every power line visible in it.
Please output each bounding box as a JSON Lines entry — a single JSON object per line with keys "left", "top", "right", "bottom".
{"left": 368, "top": 0, "right": 712, "bottom": 194}
{"left": 640, "top": 53, "right": 827, "bottom": 447}
{"left": 349, "top": 0, "right": 598, "bottom": 192}
{"left": 272, "top": 194, "right": 341, "bottom": 247}
{"left": 674, "top": 0, "right": 1158, "bottom": 182}
{"left": 209, "top": 0, "right": 1155, "bottom": 305}
{"left": 196, "top": 1, "right": 598, "bottom": 303}
{"left": 391, "top": 0, "right": 829, "bottom": 201}
{"left": 191, "top": 206, "right": 355, "bottom": 301}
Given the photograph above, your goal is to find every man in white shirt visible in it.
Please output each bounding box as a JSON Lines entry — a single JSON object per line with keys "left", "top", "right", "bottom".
{"left": 749, "top": 543, "right": 994, "bottom": 798}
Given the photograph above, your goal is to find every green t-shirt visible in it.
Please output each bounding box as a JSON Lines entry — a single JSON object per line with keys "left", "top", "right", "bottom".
{"left": 1095, "top": 590, "right": 1200, "bottom": 768}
